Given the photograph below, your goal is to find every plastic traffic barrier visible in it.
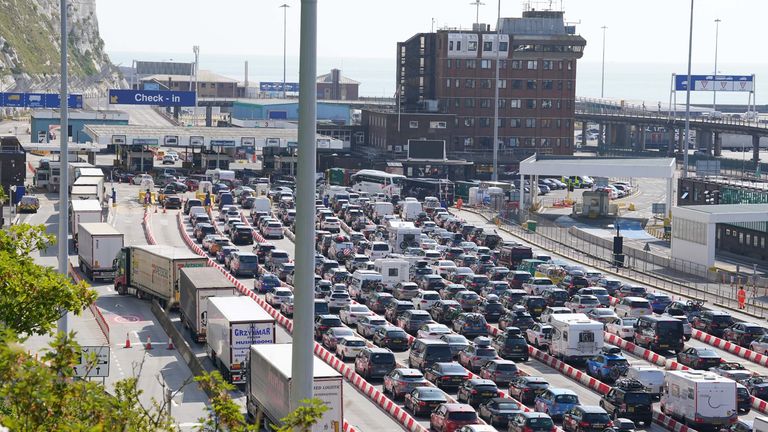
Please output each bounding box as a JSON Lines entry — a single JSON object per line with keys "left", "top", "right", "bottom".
{"left": 691, "top": 328, "right": 768, "bottom": 367}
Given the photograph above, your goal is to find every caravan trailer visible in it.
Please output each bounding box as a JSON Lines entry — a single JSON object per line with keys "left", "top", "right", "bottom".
{"left": 548, "top": 313, "right": 604, "bottom": 362}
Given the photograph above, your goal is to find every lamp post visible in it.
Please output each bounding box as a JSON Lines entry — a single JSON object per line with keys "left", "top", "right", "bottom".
{"left": 600, "top": 25, "right": 607, "bottom": 98}
{"left": 682, "top": 0, "right": 694, "bottom": 178}
{"left": 491, "top": 0, "right": 501, "bottom": 181}
{"left": 713, "top": 18, "right": 721, "bottom": 113}
{"left": 280, "top": 3, "right": 290, "bottom": 99}
{"left": 58, "top": 0, "right": 70, "bottom": 335}
{"left": 193, "top": 46, "right": 200, "bottom": 127}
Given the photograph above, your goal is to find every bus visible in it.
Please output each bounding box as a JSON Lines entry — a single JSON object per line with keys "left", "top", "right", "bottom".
{"left": 349, "top": 169, "right": 405, "bottom": 198}
{"left": 401, "top": 178, "right": 455, "bottom": 205}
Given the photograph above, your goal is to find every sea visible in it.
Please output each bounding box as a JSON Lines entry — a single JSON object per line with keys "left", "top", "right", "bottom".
{"left": 108, "top": 51, "right": 768, "bottom": 106}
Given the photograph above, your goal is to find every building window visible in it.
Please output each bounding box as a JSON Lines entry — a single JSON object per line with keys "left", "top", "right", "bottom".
{"left": 556, "top": 100, "right": 562, "bottom": 109}
{"left": 555, "top": 119, "right": 561, "bottom": 128}
{"left": 558, "top": 61, "right": 563, "bottom": 70}
{"left": 511, "top": 80, "right": 522, "bottom": 89}
{"left": 456, "top": 41, "right": 461, "bottom": 51}
{"left": 454, "top": 99, "right": 461, "bottom": 108}
{"left": 499, "top": 60, "right": 507, "bottom": 69}
{"left": 480, "top": 59, "right": 492, "bottom": 69}
{"left": 497, "top": 79, "right": 507, "bottom": 89}
{"left": 201, "top": 83, "right": 207, "bottom": 88}
{"left": 480, "top": 99, "right": 491, "bottom": 108}
{"left": 508, "top": 137, "right": 519, "bottom": 147}
{"left": 479, "top": 117, "right": 492, "bottom": 128}
{"left": 509, "top": 118, "right": 521, "bottom": 128}
{"left": 447, "top": 59, "right": 452, "bottom": 68}
{"left": 526, "top": 80, "right": 537, "bottom": 90}
{"left": 510, "top": 99, "right": 521, "bottom": 108}
{"left": 542, "top": 99, "right": 552, "bottom": 109}
{"left": 543, "top": 60, "right": 553, "bottom": 70}
{"left": 464, "top": 79, "right": 475, "bottom": 88}
{"left": 567, "top": 61, "right": 573, "bottom": 70}
{"left": 524, "top": 138, "right": 535, "bottom": 147}
{"left": 464, "top": 117, "right": 475, "bottom": 127}
{"left": 497, "top": 118, "right": 505, "bottom": 128}
{"left": 466, "top": 59, "right": 476, "bottom": 69}
{"left": 430, "top": 121, "right": 447, "bottom": 129}
{"left": 483, "top": 41, "right": 493, "bottom": 51}
{"left": 464, "top": 98, "right": 476, "bottom": 108}
{"left": 525, "top": 118, "right": 536, "bottom": 128}
{"left": 498, "top": 99, "right": 506, "bottom": 109}
{"left": 541, "top": 138, "right": 550, "bottom": 147}
{"left": 211, "top": 83, "right": 216, "bottom": 88}
{"left": 565, "top": 119, "right": 571, "bottom": 128}
{"left": 511, "top": 60, "right": 522, "bottom": 69}
{"left": 468, "top": 41, "right": 477, "bottom": 51}
{"left": 480, "top": 79, "right": 492, "bottom": 89}
{"left": 564, "top": 138, "right": 571, "bottom": 147}
{"left": 446, "top": 79, "right": 451, "bottom": 88}
{"left": 541, "top": 119, "right": 551, "bottom": 128}
{"left": 557, "top": 81, "right": 563, "bottom": 90}
{"left": 567, "top": 81, "right": 573, "bottom": 90}
{"left": 526, "top": 99, "right": 536, "bottom": 109}
{"left": 542, "top": 80, "right": 553, "bottom": 90}
{"left": 409, "top": 121, "right": 419, "bottom": 128}
{"left": 449, "top": 40, "right": 454, "bottom": 51}
{"left": 455, "top": 79, "right": 460, "bottom": 88}
{"left": 527, "top": 60, "right": 537, "bottom": 70}
{"left": 499, "top": 41, "right": 508, "bottom": 52}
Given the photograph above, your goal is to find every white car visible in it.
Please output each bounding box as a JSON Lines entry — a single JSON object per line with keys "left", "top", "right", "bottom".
{"left": 584, "top": 271, "right": 603, "bottom": 285}
{"left": 219, "top": 206, "right": 239, "bottom": 221}
{"left": 434, "top": 260, "right": 458, "bottom": 278}
{"left": 320, "top": 217, "right": 341, "bottom": 232}
{"left": 132, "top": 173, "right": 153, "bottom": 185}
{"left": 564, "top": 294, "right": 600, "bottom": 313}
{"left": 266, "top": 288, "right": 294, "bottom": 306}
{"left": 339, "top": 304, "right": 372, "bottom": 325}
{"left": 526, "top": 323, "right": 553, "bottom": 347}
{"left": 605, "top": 317, "right": 637, "bottom": 341}
{"left": 522, "top": 277, "right": 557, "bottom": 295}
{"left": 412, "top": 290, "right": 441, "bottom": 310}
{"left": 165, "top": 151, "right": 179, "bottom": 161}
{"left": 420, "top": 238, "right": 438, "bottom": 250}
{"left": 614, "top": 297, "right": 653, "bottom": 317}
{"left": 328, "top": 291, "right": 352, "bottom": 310}
{"left": 336, "top": 336, "right": 367, "bottom": 360}
{"left": 416, "top": 323, "right": 452, "bottom": 340}
{"left": 539, "top": 306, "right": 571, "bottom": 323}
{"left": 356, "top": 314, "right": 388, "bottom": 338}
{"left": 751, "top": 335, "right": 768, "bottom": 355}
{"left": 262, "top": 221, "right": 284, "bottom": 239}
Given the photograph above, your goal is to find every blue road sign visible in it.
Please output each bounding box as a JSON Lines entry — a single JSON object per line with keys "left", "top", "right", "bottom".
{"left": 210, "top": 140, "right": 236, "bottom": 147}
{"left": 2, "top": 93, "right": 24, "bottom": 107}
{"left": 259, "top": 82, "right": 300, "bottom": 92}
{"left": 674, "top": 74, "right": 754, "bottom": 92}
{"left": 143, "top": 82, "right": 161, "bottom": 91}
{"left": 108, "top": 89, "right": 196, "bottom": 106}
{"left": 133, "top": 138, "right": 159, "bottom": 146}
{"left": 0, "top": 92, "right": 83, "bottom": 108}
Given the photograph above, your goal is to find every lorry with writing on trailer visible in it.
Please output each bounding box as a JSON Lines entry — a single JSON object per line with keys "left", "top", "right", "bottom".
{"left": 70, "top": 200, "right": 102, "bottom": 251}
{"left": 77, "top": 222, "right": 124, "bottom": 281}
{"left": 246, "top": 343, "right": 343, "bottom": 432}
{"left": 113, "top": 245, "right": 207, "bottom": 308}
{"left": 179, "top": 267, "right": 239, "bottom": 343}
{"left": 660, "top": 369, "right": 737, "bottom": 428}
{"left": 207, "top": 296, "right": 275, "bottom": 384}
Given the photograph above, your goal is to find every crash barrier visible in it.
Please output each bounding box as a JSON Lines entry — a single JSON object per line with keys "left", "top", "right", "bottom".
{"left": 142, "top": 209, "right": 156, "bottom": 245}
{"left": 149, "top": 299, "right": 209, "bottom": 388}
{"left": 692, "top": 328, "right": 768, "bottom": 368}
{"left": 68, "top": 261, "right": 110, "bottom": 344}
{"left": 174, "top": 212, "right": 418, "bottom": 432}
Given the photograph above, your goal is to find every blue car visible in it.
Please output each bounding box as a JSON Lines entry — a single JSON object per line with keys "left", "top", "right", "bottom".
{"left": 586, "top": 350, "right": 630, "bottom": 382}
{"left": 534, "top": 388, "right": 580, "bottom": 420}
{"left": 645, "top": 292, "right": 673, "bottom": 314}
{"left": 256, "top": 273, "right": 282, "bottom": 293}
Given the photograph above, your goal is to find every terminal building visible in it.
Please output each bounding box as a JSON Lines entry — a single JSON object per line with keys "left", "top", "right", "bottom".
{"left": 31, "top": 110, "right": 129, "bottom": 143}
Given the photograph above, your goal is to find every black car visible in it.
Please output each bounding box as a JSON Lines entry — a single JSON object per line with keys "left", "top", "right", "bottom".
{"left": 163, "top": 195, "right": 182, "bottom": 209}
{"left": 231, "top": 226, "right": 254, "bottom": 245}
{"left": 492, "top": 332, "right": 529, "bottom": 362}
{"left": 473, "top": 299, "right": 506, "bottom": 322}
{"left": 385, "top": 300, "right": 415, "bottom": 323}
{"left": 743, "top": 377, "right": 768, "bottom": 400}
{"left": 193, "top": 223, "right": 216, "bottom": 243}
{"left": 372, "top": 325, "right": 411, "bottom": 351}
{"left": 676, "top": 347, "right": 722, "bottom": 370}
{"left": 599, "top": 379, "right": 653, "bottom": 425}
{"left": 737, "top": 384, "right": 752, "bottom": 414}
{"left": 559, "top": 275, "right": 590, "bottom": 295}
{"left": 423, "top": 362, "right": 470, "bottom": 390}
{"left": 430, "top": 300, "right": 462, "bottom": 324}
{"left": 520, "top": 295, "right": 547, "bottom": 318}
{"left": 541, "top": 288, "right": 569, "bottom": 307}
{"left": 723, "top": 323, "right": 767, "bottom": 347}
{"left": 478, "top": 397, "right": 524, "bottom": 428}
{"left": 456, "top": 378, "right": 499, "bottom": 407}
{"left": 314, "top": 315, "right": 342, "bottom": 340}
{"left": 499, "top": 309, "right": 535, "bottom": 332}
{"left": 508, "top": 376, "right": 549, "bottom": 404}
{"left": 562, "top": 406, "right": 612, "bottom": 432}
{"left": 691, "top": 310, "right": 735, "bottom": 338}
{"left": 453, "top": 313, "right": 488, "bottom": 338}
{"left": 404, "top": 387, "right": 448, "bottom": 417}
{"left": 354, "top": 347, "right": 396, "bottom": 380}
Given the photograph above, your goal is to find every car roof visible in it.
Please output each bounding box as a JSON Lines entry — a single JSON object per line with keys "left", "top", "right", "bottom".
{"left": 577, "top": 405, "right": 607, "bottom": 414}
{"left": 443, "top": 403, "right": 475, "bottom": 412}
{"left": 549, "top": 388, "right": 578, "bottom": 395}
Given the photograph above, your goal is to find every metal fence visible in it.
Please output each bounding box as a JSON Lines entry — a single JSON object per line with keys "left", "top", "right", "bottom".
{"left": 471, "top": 206, "right": 768, "bottom": 318}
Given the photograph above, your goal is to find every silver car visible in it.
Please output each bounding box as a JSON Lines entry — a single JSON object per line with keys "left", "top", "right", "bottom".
{"left": 357, "top": 315, "right": 388, "bottom": 338}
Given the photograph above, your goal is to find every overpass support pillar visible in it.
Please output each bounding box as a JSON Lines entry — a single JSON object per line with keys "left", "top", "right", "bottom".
{"left": 621, "top": 124, "right": 631, "bottom": 148}
{"left": 677, "top": 127, "right": 685, "bottom": 153}
{"left": 581, "top": 122, "right": 587, "bottom": 149}
{"left": 597, "top": 123, "right": 605, "bottom": 151}
{"left": 667, "top": 129, "right": 676, "bottom": 156}
{"left": 205, "top": 106, "right": 213, "bottom": 127}
{"left": 635, "top": 126, "right": 646, "bottom": 152}
{"left": 713, "top": 132, "right": 722, "bottom": 156}
{"left": 697, "top": 130, "right": 713, "bottom": 156}
{"left": 753, "top": 135, "right": 761, "bottom": 164}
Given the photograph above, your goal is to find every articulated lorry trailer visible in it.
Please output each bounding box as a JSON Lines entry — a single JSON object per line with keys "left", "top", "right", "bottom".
{"left": 179, "top": 267, "right": 239, "bottom": 342}
{"left": 77, "top": 222, "right": 124, "bottom": 281}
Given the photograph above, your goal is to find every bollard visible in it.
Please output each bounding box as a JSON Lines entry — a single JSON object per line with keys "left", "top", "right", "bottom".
{"left": 125, "top": 333, "right": 131, "bottom": 348}
{"left": 145, "top": 336, "right": 152, "bottom": 350}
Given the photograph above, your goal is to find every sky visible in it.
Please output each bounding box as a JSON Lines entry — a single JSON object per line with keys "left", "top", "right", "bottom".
{"left": 96, "top": 0, "right": 764, "bottom": 66}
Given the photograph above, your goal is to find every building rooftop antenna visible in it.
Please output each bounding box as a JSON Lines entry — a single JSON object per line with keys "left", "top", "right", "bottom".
{"left": 470, "top": 0, "right": 485, "bottom": 26}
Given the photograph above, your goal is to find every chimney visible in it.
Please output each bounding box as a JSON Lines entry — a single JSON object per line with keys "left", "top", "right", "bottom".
{"left": 244, "top": 61, "right": 249, "bottom": 88}
{"left": 331, "top": 69, "right": 340, "bottom": 100}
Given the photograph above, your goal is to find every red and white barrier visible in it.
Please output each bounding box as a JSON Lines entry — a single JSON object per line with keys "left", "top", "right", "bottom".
{"left": 174, "top": 212, "right": 426, "bottom": 432}
{"left": 68, "top": 261, "right": 111, "bottom": 343}
{"left": 603, "top": 333, "right": 670, "bottom": 368}
{"left": 142, "top": 209, "right": 157, "bottom": 245}
{"left": 528, "top": 346, "right": 612, "bottom": 395}
{"left": 691, "top": 329, "right": 768, "bottom": 368}
{"left": 653, "top": 411, "right": 699, "bottom": 432}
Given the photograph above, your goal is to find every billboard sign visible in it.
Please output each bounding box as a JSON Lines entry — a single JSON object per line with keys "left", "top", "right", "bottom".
{"left": 674, "top": 74, "right": 754, "bottom": 92}
{"left": 108, "top": 89, "right": 196, "bottom": 106}
{"left": 259, "top": 82, "right": 300, "bottom": 92}
{"left": 407, "top": 139, "right": 446, "bottom": 160}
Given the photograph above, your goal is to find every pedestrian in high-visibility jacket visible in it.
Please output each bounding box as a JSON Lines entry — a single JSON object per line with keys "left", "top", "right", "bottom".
{"left": 456, "top": 197, "right": 463, "bottom": 210}
{"left": 738, "top": 286, "right": 747, "bottom": 309}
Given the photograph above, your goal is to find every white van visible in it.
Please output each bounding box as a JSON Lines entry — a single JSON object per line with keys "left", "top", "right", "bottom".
{"left": 401, "top": 200, "right": 423, "bottom": 221}
{"left": 371, "top": 202, "right": 394, "bottom": 221}
{"left": 252, "top": 197, "right": 272, "bottom": 213}
{"left": 548, "top": 313, "right": 604, "bottom": 362}
{"left": 367, "top": 241, "right": 390, "bottom": 261}
{"left": 348, "top": 270, "right": 384, "bottom": 301}
{"left": 373, "top": 258, "right": 410, "bottom": 289}
{"left": 624, "top": 365, "right": 665, "bottom": 398}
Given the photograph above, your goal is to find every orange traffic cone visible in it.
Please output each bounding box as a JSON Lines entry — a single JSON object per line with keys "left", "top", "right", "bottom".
{"left": 145, "top": 336, "right": 152, "bottom": 350}
{"left": 125, "top": 333, "right": 131, "bottom": 348}
{"left": 167, "top": 339, "right": 174, "bottom": 350}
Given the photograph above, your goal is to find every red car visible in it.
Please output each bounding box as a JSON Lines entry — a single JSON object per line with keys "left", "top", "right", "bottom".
{"left": 430, "top": 403, "right": 480, "bottom": 432}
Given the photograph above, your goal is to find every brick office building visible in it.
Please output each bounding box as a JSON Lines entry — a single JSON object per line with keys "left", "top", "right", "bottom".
{"left": 391, "top": 9, "right": 585, "bottom": 175}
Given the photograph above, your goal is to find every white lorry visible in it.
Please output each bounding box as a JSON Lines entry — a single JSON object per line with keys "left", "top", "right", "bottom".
{"left": 70, "top": 185, "right": 100, "bottom": 201}
{"left": 73, "top": 174, "right": 105, "bottom": 203}
{"left": 660, "top": 370, "right": 737, "bottom": 427}
{"left": 386, "top": 220, "right": 421, "bottom": 253}
{"left": 179, "top": 267, "right": 239, "bottom": 343}
{"left": 755, "top": 417, "right": 768, "bottom": 432}
{"left": 246, "top": 343, "right": 343, "bottom": 432}
{"left": 373, "top": 258, "right": 410, "bottom": 290}
{"left": 547, "top": 313, "right": 605, "bottom": 362}
{"left": 207, "top": 296, "right": 276, "bottom": 384}
{"left": 114, "top": 245, "right": 208, "bottom": 308}
{"left": 77, "top": 222, "right": 124, "bottom": 281}
{"left": 70, "top": 200, "right": 102, "bottom": 249}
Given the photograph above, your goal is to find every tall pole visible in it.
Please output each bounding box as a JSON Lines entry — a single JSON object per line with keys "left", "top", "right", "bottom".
{"left": 713, "top": 18, "right": 721, "bottom": 113}
{"left": 280, "top": 3, "right": 290, "bottom": 99}
{"left": 57, "top": 0, "right": 70, "bottom": 335}
{"left": 470, "top": 0, "right": 485, "bottom": 27}
{"left": 682, "top": 0, "right": 694, "bottom": 178}
{"left": 600, "top": 26, "right": 607, "bottom": 98}
{"left": 491, "top": 0, "right": 501, "bottom": 181}
{"left": 193, "top": 46, "right": 199, "bottom": 127}
{"left": 291, "top": 0, "right": 316, "bottom": 414}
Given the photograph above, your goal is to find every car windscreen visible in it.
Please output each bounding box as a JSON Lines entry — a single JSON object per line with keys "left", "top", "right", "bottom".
{"left": 554, "top": 394, "right": 578, "bottom": 404}
{"left": 624, "top": 392, "right": 652, "bottom": 404}
{"left": 239, "top": 255, "right": 258, "bottom": 263}
{"left": 476, "top": 348, "right": 496, "bottom": 356}
{"left": 527, "top": 417, "right": 554, "bottom": 428}
{"left": 447, "top": 411, "right": 477, "bottom": 421}
{"left": 583, "top": 412, "right": 612, "bottom": 423}
{"left": 371, "top": 353, "right": 395, "bottom": 363}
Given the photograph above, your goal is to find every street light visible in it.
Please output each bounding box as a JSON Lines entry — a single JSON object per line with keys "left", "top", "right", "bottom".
{"left": 491, "top": 0, "right": 501, "bottom": 182}
{"left": 280, "top": 3, "right": 290, "bottom": 99}
{"left": 713, "top": 18, "right": 721, "bottom": 113}
{"left": 682, "top": 0, "right": 694, "bottom": 178}
{"left": 600, "top": 26, "right": 607, "bottom": 98}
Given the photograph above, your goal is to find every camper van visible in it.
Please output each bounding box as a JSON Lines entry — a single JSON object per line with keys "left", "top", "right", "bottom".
{"left": 548, "top": 313, "right": 604, "bottom": 362}
{"left": 373, "top": 258, "right": 410, "bottom": 289}
{"left": 386, "top": 220, "right": 421, "bottom": 254}
{"left": 661, "top": 370, "right": 737, "bottom": 427}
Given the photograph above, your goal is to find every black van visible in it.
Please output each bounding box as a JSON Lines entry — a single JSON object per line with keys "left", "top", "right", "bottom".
{"left": 634, "top": 315, "right": 684, "bottom": 353}
{"left": 408, "top": 339, "right": 453, "bottom": 371}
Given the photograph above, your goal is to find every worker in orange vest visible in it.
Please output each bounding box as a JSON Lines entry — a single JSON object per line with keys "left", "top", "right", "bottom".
{"left": 456, "top": 197, "right": 463, "bottom": 210}
{"left": 738, "top": 286, "right": 747, "bottom": 309}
